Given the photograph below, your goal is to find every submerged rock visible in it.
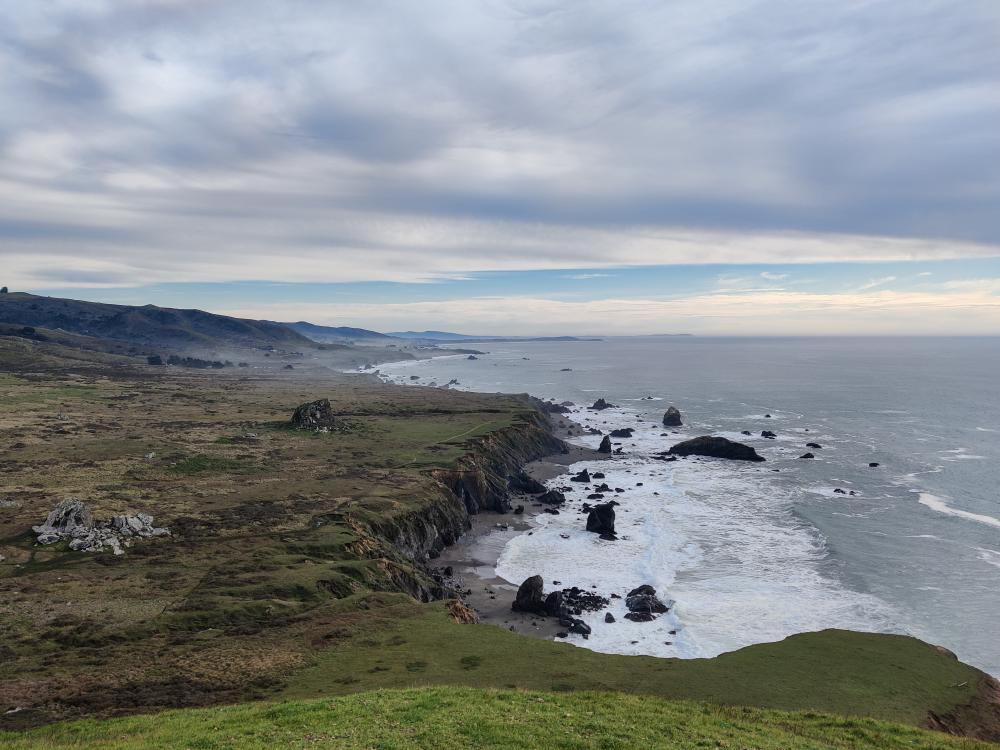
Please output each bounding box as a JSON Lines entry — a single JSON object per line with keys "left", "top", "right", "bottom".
{"left": 662, "top": 406, "right": 683, "bottom": 427}
{"left": 667, "top": 436, "right": 765, "bottom": 462}
{"left": 290, "top": 398, "right": 337, "bottom": 432}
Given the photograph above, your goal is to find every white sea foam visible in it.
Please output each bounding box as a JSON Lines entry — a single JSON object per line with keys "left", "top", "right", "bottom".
{"left": 917, "top": 492, "right": 1000, "bottom": 530}
{"left": 496, "top": 403, "right": 897, "bottom": 659}
{"left": 977, "top": 548, "right": 1000, "bottom": 569}
{"left": 377, "top": 355, "right": 898, "bottom": 659}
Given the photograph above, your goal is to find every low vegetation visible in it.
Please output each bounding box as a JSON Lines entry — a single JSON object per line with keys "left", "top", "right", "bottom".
{"left": 3, "top": 687, "right": 993, "bottom": 749}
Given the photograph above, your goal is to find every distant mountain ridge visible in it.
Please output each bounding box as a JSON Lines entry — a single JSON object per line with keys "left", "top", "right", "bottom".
{"left": 0, "top": 293, "right": 313, "bottom": 351}
{"left": 281, "top": 321, "right": 391, "bottom": 343}
{"left": 388, "top": 330, "right": 598, "bottom": 342}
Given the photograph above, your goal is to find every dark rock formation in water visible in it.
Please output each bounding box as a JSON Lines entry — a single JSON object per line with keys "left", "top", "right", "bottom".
{"left": 761, "top": 430, "right": 777, "bottom": 439}
{"left": 586, "top": 502, "right": 617, "bottom": 539}
{"left": 598, "top": 435, "right": 613, "bottom": 453}
{"left": 290, "top": 398, "right": 337, "bottom": 432}
{"left": 589, "top": 398, "right": 614, "bottom": 410}
{"left": 610, "top": 428, "right": 634, "bottom": 438}
{"left": 570, "top": 468, "right": 591, "bottom": 483}
{"left": 662, "top": 406, "right": 683, "bottom": 426}
{"left": 624, "top": 584, "right": 669, "bottom": 622}
{"left": 668, "top": 436, "right": 765, "bottom": 462}
{"left": 806, "top": 442, "right": 822, "bottom": 449}
{"left": 800, "top": 452, "right": 815, "bottom": 459}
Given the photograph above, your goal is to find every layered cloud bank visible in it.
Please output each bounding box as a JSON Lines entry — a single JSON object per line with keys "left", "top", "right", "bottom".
{"left": 2, "top": 1, "right": 999, "bottom": 332}
{"left": 223, "top": 284, "right": 1000, "bottom": 336}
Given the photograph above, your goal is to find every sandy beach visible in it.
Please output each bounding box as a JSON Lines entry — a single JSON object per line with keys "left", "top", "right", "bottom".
{"left": 435, "top": 419, "right": 606, "bottom": 640}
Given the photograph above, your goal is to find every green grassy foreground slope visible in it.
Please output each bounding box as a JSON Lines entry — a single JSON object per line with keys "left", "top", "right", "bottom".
{"left": 281, "top": 602, "right": 986, "bottom": 730}
{"left": 3, "top": 687, "right": 993, "bottom": 750}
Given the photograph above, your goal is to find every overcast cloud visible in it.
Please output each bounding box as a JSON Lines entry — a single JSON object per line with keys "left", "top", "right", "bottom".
{"left": 2, "top": 0, "right": 999, "bottom": 292}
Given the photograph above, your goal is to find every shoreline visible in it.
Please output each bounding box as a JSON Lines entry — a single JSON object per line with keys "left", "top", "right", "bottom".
{"left": 435, "top": 417, "right": 605, "bottom": 640}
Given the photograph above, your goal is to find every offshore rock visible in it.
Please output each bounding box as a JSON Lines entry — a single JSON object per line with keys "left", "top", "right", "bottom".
{"left": 668, "top": 436, "right": 765, "bottom": 462}
{"left": 586, "top": 502, "right": 617, "bottom": 537}
{"left": 662, "top": 406, "right": 683, "bottom": 426}
{"left": 598, "top": 435, "right": 613, "bottom": 453}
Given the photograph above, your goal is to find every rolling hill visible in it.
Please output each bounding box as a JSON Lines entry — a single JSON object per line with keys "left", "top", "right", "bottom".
{"left": 0, "top": 293, "right": 314, "bottom": 351}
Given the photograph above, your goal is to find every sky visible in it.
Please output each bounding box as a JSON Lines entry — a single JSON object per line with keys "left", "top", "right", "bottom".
{"left": 2, "top": 0, "right": 1000, "bottom": 335}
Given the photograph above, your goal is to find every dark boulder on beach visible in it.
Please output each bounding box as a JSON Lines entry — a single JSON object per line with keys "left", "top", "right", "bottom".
{"left": 570, "top": 469, "right": 591, "bottom": 483}
{"left": 610, "top": 428, "right": 634, "bottom": 438}
{"left": 761, "top": 430, "right": 777, "bottom": 439}
{"left": 598, "top": 435, "right": 613, "bottom": 453}
{"left": 544, "top": 590, "right": 564, "bottom": 617}
{"left": 589, "top": 398, "right": 614, "bottom": 410}
{"left": 586, "top": 502, "right": 617, "bottom": 537}
{"left": 512, "top": 575, "right": 546, "bottom": 614}
{"left": 538, "top": 490, "right": 566, "bottom": 506}
{"left": 662, "top": 406, "right": 683, "bottom": 426}
{"left": 508, "top": 470, "right": 546, "bottom": 494}
{"left": 290, "top": 398, "right": 337, "bottom": 432}
{"left": 667, "top": 436, "right": 765, "bottom": 462}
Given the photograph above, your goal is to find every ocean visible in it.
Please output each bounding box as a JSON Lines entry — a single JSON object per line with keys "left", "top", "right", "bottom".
{"left": 374, "top": 336, "right": 1000, "bottom": 676}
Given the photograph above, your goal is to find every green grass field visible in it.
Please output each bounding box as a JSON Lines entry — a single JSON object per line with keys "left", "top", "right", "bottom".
{"left": 282, "top": 601, "right": 984, "bottom": 729}
{"left": 3, "top": 687, "right": 992, "bottom": 750}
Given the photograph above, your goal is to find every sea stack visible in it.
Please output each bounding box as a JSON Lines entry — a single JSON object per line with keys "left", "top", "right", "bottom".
{"left": 585, "top": 502, "right": 617, "bottom": 539}
{"left": 598, "top": 435, "right": 613, "bottom": 453}
{"left": 662, "top": 406, "right": 683, "bottom": 426}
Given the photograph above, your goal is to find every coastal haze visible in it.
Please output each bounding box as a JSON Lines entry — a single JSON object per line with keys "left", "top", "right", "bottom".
{"left": 377, "top": 336, "right": 1000, "bottom": 675}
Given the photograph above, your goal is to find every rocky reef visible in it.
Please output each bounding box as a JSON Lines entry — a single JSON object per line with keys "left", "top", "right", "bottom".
{"left": 668, "top": 435, "right": 765, "bottom": 462}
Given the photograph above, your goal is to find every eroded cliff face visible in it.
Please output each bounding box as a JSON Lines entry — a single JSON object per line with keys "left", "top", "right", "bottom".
{"left": 365, "top": 410, "right": 562, "bottom": 563}
{"left": 431, "top": 410, "right": 566, "bottom": 516}
{"left": 342, "top": 408, "right": 565, "bottom": 600}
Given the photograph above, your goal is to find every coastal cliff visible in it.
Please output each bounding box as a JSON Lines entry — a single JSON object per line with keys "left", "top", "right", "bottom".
{"left": 355, "top": 407, "right": 565, "bottom": 588}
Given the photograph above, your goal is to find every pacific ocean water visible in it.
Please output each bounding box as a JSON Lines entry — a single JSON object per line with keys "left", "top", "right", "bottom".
{"left": 375, "top": 336, "right": 1000, "bottom": 676}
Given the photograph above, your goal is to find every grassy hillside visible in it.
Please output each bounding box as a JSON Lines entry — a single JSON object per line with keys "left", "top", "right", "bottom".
{"left": 281, "top": 601, "right": 988, "bottom": 731}
{"left": 1, "top": 345, "right": 997, "bottom": 742}
{"left": 0, "top": 292, "right": 313, "bottom": 350}
{"left": 3, "top": 687, "right": 993, "bottom": 749}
